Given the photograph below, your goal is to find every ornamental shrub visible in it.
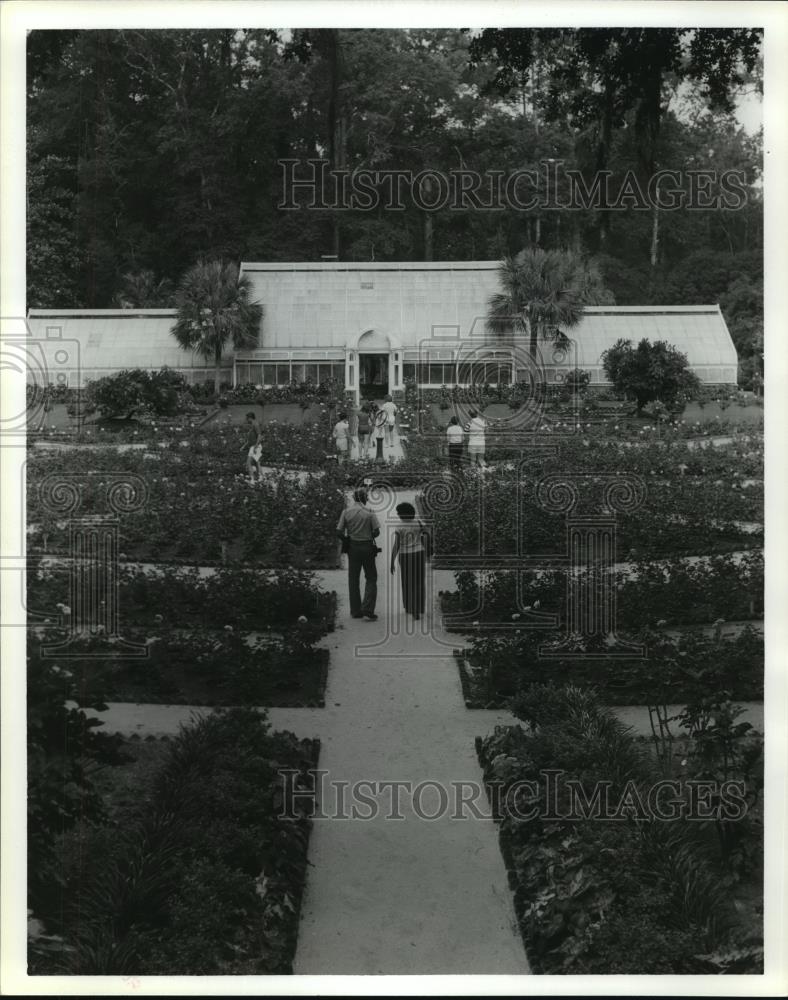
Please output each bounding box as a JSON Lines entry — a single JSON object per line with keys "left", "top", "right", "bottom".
{"left": 87, "top": 368, "right": 190, "bottom": 419}
{"left": 601, "top": 338, "right": 701, "bottom": 413}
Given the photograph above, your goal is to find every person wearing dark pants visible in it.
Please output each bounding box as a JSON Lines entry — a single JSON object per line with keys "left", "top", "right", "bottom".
{"left": 336, "top": 488, "right": 381, "bottom": 620}
{"left": 390, "top": 501, "right": 427, "bottom": 620}
{"left": 372, "top": 406, "right": 386, "bottom": 463}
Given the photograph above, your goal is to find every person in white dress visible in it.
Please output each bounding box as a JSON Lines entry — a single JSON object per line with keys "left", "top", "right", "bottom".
{"left": 466, "top": 409, "right": 486, "bottom": 468}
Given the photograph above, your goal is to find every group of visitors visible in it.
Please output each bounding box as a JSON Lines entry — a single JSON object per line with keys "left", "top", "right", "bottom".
{"left": 332, "top": 396, "right": 398, "bottom": 465}
{"left": 336, "top": 488, "right": 429, "bottom": 623}
{"left": 244, "top": 401, "right": 489, "bottom": 485}
{"left": 242, "top": 403, "right": 491, "bottom": 625}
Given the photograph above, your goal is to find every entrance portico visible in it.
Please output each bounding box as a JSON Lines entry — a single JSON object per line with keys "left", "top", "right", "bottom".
{"left": 345, "top": 328, "right": 404, "bottom": 404}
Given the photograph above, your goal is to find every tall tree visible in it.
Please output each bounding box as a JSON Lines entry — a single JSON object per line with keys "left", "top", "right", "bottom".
{"left": 171, "top": 260, "right": 262, "bottom": 393}
{"left": 469, "top": 28, "right": 762, "bottom": 266}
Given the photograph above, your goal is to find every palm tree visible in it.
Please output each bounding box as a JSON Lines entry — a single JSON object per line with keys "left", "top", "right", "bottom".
{"left": 485, "top": 248, "right": 612, "bottom": 365}
{"left": 114, "top": 269, "right": 175, "bottom": 308}
{"left": 171, "top": 260, "right": 263, "bottom": 394}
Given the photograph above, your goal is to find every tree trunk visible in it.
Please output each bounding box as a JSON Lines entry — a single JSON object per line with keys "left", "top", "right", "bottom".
{"left": 597, "top": 76, "right": 614, "bottom": 247}
{"left": 649, "top": 205, "right": 660, "bottom": 267}
{"left": 636, "top": 65, "right": 662, "bottom": 268}
{"left": 422, "top": 173, "right": 434, "bottom": 260}
{"left": 214, "top": 344, "right": 222, "bottom": 395}
{"left": 325, "top": 29, "right": 344, "bottom": 258}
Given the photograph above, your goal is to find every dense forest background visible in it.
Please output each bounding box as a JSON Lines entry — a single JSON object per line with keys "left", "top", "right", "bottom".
{"left": 26, "top": 28, "right": 763, "bottom": 378}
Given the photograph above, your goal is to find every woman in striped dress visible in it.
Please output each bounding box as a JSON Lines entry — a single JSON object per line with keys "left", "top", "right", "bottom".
{"left": 390, "top": 501, "right": 427, "bottom": 619}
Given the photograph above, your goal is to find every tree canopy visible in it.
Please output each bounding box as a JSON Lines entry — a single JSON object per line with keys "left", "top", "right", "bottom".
{"left": 27, "top": 28, "right": 763, "bottom": 383}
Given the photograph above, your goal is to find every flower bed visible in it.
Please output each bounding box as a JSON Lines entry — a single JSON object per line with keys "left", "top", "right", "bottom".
{"left": 28, "top": 564, "right": 336, "bottom": 706}
{"left": 29, "top": 709, "right": 318, "bottom": 974}
{"left": 28, "top": 564, "right": 337, "bottom": 637}
{"left": 457, "top": 625, "right": 764, "bottom": 708}
{"left": 27, "top": 451, "right": 349, "bottom": 567}
{"left": 29, "top": 632, "right": 329, "bottom": 707}
{"left": 402, "top": 388, "right": 762, "bottom": 444}
{"left": 476, "top": 684, "right": 763, "bottom": 974}
{"left": 445, "top": 552, "right": 763, "bottom": 633}
{"left": 403, "top": 418, "right": 763, "bottom": 487}
{"left": 422, "top": 472, "right": 761, "bottom": 562}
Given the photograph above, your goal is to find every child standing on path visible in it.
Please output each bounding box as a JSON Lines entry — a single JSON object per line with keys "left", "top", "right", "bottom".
{"left": 243, "top": 411, "right": 263, "bottom": 483}
{"left": 332, "top": 411, "right": 350, "bottom": 465}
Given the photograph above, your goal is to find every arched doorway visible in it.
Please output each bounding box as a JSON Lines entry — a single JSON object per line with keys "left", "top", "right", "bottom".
{"left": 356, "top": 329, "right": 390, "bottom": 400}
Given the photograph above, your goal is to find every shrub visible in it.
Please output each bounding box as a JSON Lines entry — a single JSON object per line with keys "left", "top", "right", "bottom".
{"left": 31, "top": 709, "right": 316, "bottom": 975}
{"left": 86, "top": 368, "right": 190, "bottom": 419}
{"left": 601, "top": 338, "right": 701, "bottom": 413}
{"left": 478, "top": 685, "right": 756, "bottom": 974}
{"left": 27, "top": 654, "right": 129, "bottom": 920}
{"left": 563, "top": 368, "right": 590, "bottom": 394}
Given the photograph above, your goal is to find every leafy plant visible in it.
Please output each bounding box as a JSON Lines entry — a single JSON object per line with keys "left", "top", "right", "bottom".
{"left": 478, "top": 684, "right": 758, "bottom": 974}
{"left": 601, "top": 338, "right": 701, "bottom": 414}
{"left": 31, "top": 710, "right": 317, "bottom": 975}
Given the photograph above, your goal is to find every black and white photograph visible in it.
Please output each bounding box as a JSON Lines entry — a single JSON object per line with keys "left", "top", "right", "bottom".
{"left": 1, "top": 0, "right": 786, "bottom": 994}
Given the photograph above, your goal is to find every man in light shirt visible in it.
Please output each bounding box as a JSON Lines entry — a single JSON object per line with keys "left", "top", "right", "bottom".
{"left": 466, "top": 409, "right": 487, "bottom": 469}
{"left": 336, "top": 488, "right": 381, "bottom": 620}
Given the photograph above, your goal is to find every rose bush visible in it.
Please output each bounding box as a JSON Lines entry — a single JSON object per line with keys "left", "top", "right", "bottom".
{"left": 461, "top": 624, "right": 763, "bottom": 707}
{"left": 27, "top": 451, "right": 350, "bottom": 567}
{"left": 447, "top": 552, "right": 762, "bottom": 634}
{"left": 27, "top": 629, "right": 329, "bottom": 707}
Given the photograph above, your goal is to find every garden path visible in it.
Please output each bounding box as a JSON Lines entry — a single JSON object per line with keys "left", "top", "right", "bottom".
{"left": 72, "top": 484, "right": 766, "bottom": 974}
{"left": 83, "top": 698, "right": 765, "bottom": 742}
{"left": 76, "top": 484, "right": 529, "bottom": 974}
{"left": 272, "top": 485, "right": 529, "bottom": 974}
{"left": 347, "top": 422, "right": 405, "bottom": 463}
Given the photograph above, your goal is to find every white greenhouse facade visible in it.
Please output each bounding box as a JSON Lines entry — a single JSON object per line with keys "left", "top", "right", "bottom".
{"left": 26, "top": 260, "right": 738, "bottom": 399}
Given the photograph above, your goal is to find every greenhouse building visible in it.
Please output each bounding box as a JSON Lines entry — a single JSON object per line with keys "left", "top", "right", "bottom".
{"left": 26, "top": 260, "right": 738, "bottom": 400}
